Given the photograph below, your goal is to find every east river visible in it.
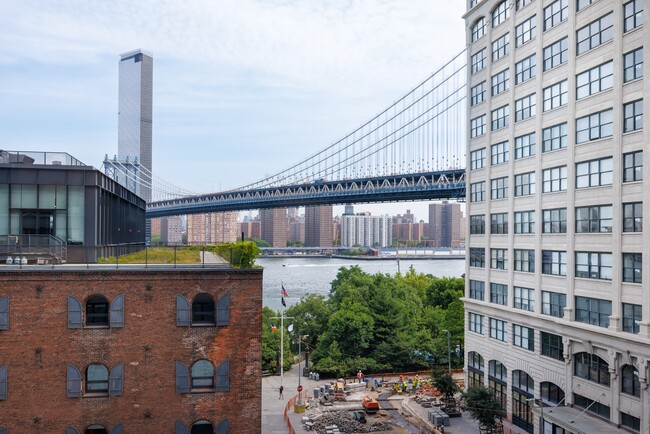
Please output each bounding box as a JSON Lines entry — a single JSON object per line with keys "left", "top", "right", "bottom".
{"left": 258, "top": 256, "right": 465, "bottom": 311}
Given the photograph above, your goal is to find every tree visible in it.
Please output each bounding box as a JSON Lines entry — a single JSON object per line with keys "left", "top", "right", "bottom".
{"left": 462, "top": 386, "right": 504, "bottom": 431}
{"left": 246, "top": 237, "right": 270, "bottom": 247}
{"left": 432, "top": 373, "right": 459, "bottom": 400}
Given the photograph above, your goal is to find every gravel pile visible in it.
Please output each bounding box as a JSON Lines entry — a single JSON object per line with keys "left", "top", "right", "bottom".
{"left": 307, "top": 410, "right": 393, "bottom": 433}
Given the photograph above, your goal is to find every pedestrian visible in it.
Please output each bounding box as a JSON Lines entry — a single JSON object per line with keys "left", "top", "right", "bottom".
{"left": 279, "top": 385, "right": 284, "bottom": 399}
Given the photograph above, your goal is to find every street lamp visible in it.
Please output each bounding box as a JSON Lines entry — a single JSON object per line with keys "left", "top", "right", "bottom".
{"left": 441, "top": 329, "right": 451, "bottom": 376}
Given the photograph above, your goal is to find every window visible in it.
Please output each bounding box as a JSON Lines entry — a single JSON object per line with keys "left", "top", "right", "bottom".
{"left": 469, "top": 312, "right": 484, "bottom": 334}
{"left": 514, "top": 172, "right": 535, "bottom": 196}
{"left": 516, "top": 0, "right": 533, "bottom": 11}
{"left": 541, "top": 332, "right": 563, "bottom": 360}
{"left": 544, "top": 0, "right": 568, "bottom": 30}
{"left": 491, "top": 176, "right": 508, "bottom": 199}
{"left": 543, "top": 80, "right": 567, "bottom": 111}
{"left": 490, "top": 283, "right": 508, "bottom": 304}
{"left": 491, "top": 141, "right": 509, "bottom": 165}
{"left": 468, "top": 352, "right": 484, "bottom": 388}
{"left": 621, "top": 412, "right": 641, "bottom": 432}
{"left": 68, "top": 295, "right": 124, "bottom": 329}
{"left": 470, "top": 0, "right": 478, "bottom": 7}
{"left": 492, "top": 33, "right": 510, "bottom": 62}
{"left": 543, "top": 37, "right": 568, "bottom": 70}
{"left": 86, "top": 296, "right": 109, "bottom": 326}
{"left": 624, "top": 47, "right": 643, "bottom": 82}
{"left": 514, "top": 286, "right": 534, "bottom": 310}
{"left": 542, "top": 291, "right": 566, "bottom": 317}
{"left": 470, "top": 248, "right": 485, "bottom": 267}
{"left": 575, "top": 252, "right": 612, "bottom": 280}
{"left": 191, "top": 360, "right": 215, "bottom": 389}
{"left": 471, "top": 49, "right": 487, "bottom": 74}
{"left": 542, "top": 123, "right": 567, "bottom": 152}
{"left": 576, "top": 61, "right": 613, "bottom": 99}
{"left": 176, "top": 360, "right": 229, "bottom": 394}
{"left": 86, "top": 364, "right": 109, "bottom": 394}
{"left": 624, "top": 0, "right": 644, "bottom": 32}
{"left": 470, "top": 181, "right": 485, "bottom": 202}
{"left": 471, "top": 115, "right": 486, "bottom": 138}
{"left": 491, "top": 212, "right": 508, "bottom": 234}
{"left": 492, "top": 1, "right": 510, "bottom": 27}
{"left": 470, "top": 148, "right": 486, "bottom": 170}
{"left": 541, "top": 382, "right": 565, "bottom": 406}
{"left": 621, "top": 365, "right": 640, "bottom": 397}
{"left": 471, "top": 82, "right": 486, "bottom": 106}
{"left": 512, "top": 371, "right": 535, "bottom": 432}
{"left": 491, "top": 249, "right": 508, "bottom": 270}
{"left": 85, "top": 425, "right": 108, "bottom": 434}
{"left": 574, "top": 394, "right": 610, "bottom": 419}
{"left": 575, "top": 205, "right": 612, "bottom": 233}
{"left": 575, "top": 296, "right": 612, "bottom": 326}
{"left": 515, "top": 211, "right": 535, "bottom": 234}
{"left": 576, "top": 0, "right": 596, "bottom": 11}
{"left": 514, "top": 249, "right": 535, "bottom": 272}
{"left": 576, "top": 109, "right": 613, "bottom": 143}
{"left": 576, "top": 157, "right": 613, "bottom": 188}
{"left": 574, "top": 352, "right": 610, "bottom": 385}
{"left": 471, "top": 17, "right": 486, "bottom": 42}
{"left": 490, "top": 318, "right": 506, "bottom": 341}
{"left": 469, "top": 280, "right": 485, "bottom": 300}
{"left": 542, "top": 166, "right": 567, "bottom": 192}
{"left": 542, "top": 208, "right": 567, "bottom": 233}
{"left": 623, "top": 253, "right": 642, "bottom": 283}
{"left": 0, "top": 296, "right": 8, "bottom": 331}
{"left": 576, "top": 13, "right": 614, "bottom": 55}
{"left": 513, "top": 324, "right": 534, "bottom": 351}
{"left": 515, "top": 54, "right": 536, "bottom": 84}
{"left": 624, "top": 99, "right": 644, "bottom": 132}
{"left": 470, "top": 215, "right": 486, "bottom": 234}
{"left": 623, "top": 151, "right": 643, "bottom": 182}
{"left": 622, "top": 303, "right": 642, "bottom": 334}
{"left": 488, "top": 360, "right": 507, "bottom": 410}
{"left": 192, "top": 294, "right": 215, "bottom": 325}
{"left": 515, "top": 132, "right": 535, "bottom": 159}
{"left": 491, "top": 69, "right": 510, "bottom": 96}
{"left": 623, "top": 202, "right": 643, "bottom": 232}
{"left": 515, "top": 15, "right": 536, "bottom": 47}
{"left": 177, "top": 294, "right": 230, "bottom": 327}
{"left": 542, "top": 250, "right": 567, "bottom": 276}
{"left": 515, "top": 94, "right": 536, "bottom": 121}
{"left": 0, "top": 366, "right": 6, "bottom": 400}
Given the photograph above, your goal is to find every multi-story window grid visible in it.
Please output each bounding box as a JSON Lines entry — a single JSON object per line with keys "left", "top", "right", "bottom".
{"left": 623, "top": 202, "right": 642, "bottom": 232}
{"left": 576, "top": 13, "right": 613, "bottom": 55}
{"left": 512, "top": 371, "right": 535, "bottom": 433}
{"left": 541, "top": 332, "right": 563, "bottom": 360}
{"left": 468, "top": 352, "right": 484, "bottom": 388}
{"left": 515, "top": 15, "right": 536, "bottom": 47}
{"left": 491, "top": 177, "right": 508, "bottom": 199}
{"left": 491, "top": 69, "right": 510, "bottom": 96}
{"left": 514, "top": 172, "right": 535, "bottom": 196}
{"left": 623, "top": 47, "right": 643, "bottom": 82}
{"left": 514, "top": 211, "right": 535, "bottom": 234}
{"left": 515, "top": 54, "right": 536, "bottom": 84}
{"left": 471, "top": 17, "right": 486, "bottom": 42}
{"left": 515, "top": 94, "right": 536, "bottom": 121}
{"left": 491, "top": 212, "right": 508, "bottom": 234}
{"left": 471, "top": 115, "right": 486, "bottom": 138}
{"left": 513, "top": 324, "right": 534, "bottom": 351}
{"left": 543, "top": 37, "right": 568, "bottom": 71}
{"left": 543, "top": 80, "right": 567, "bottom": 111}
{"left": 624, "top": 99, "right": 644, "bottom": 132}
{"left": 469, "top": 279, "right": 485, "bottom": 300}
{"left": 470, "top": 248, "right": 486, "bottom": 267}
{"left": 488, "top": 361, "right": 508, "bottom": 410}
{"left": 542, "top": 166, "right": 567, "bottom": 192}
{"left": 624, "top": 0, "right": 644, "bottom": 32}
{"left": 622, "top": 253, "right": 642, "bottom": 283}
{"left": 576, "top": 61, "right": 613, "bottom": 100}
{"left": 576, "top": 109, "right": 613, "bottom": 143}
{"left": 623, "top": 151, "right": 643, "bottom": 182}
{"left": 514, "top": 250, "right": 535, "bottom": 273}
{"left": 543, "top": 208, "right": 567, "bottom": 233}
{"left": 470, "top": 148, "right": 486, "bottom": 170}
{"left": 492, "top": 33, "right": 510, "bottom": 62}
{"left": 469, "top": 312, "right": 484, "bottom": 334}
{"left": 470, "top": 215, "right": 486, "bottom": 234}
{"left": 515, "top": 132, "right": 535, "bottom": 159}
{"left": 490, "top": 318, "right": 506, "bottom": 341}
{"left": 542, "top": 291, "right": 566, "bottom": 317}
{"left": 544, "top": 0, "right": 567, "bottom": 31}
{"left": 542, "top": 250, "right": 567, "bottom": 276}
{"left": 576, "top": 157, "right": 613, "bottom": 188}
{"left": 471, "top": 48, "right": 487, "bottom": 74}
{"left": 514, "top": 286, "right": 534, "bottom": 311}
{"left": 471, "top": 82, "right": 486, "bottom": 106}
{"left": 575, "top": 296, "right": 612, "bottom": 327}
{"left": 575, "top": 252, "right": 612, "bottom": 280}
{"left": 622, "top": 303, "right": 642, "bottom": 334}
{"left": 577, "top": 0, "right": 596, "bottom": 11}
{"left": 575, "top": 205, "right": 612, "bottom": 233}
{"left": 491, "top": 141, "right": 509, "bottom": 165}
{"left": 491, "top": 283, "right": 508, "bottom": 305}
{"left": 574, "top": 352, "right": 610, "bottom": 385}
{"left": 470, "top": 181, "right": 486, "bottom": 202}
{"left": 491, "top": 249, "right": 508, "bottom": 270}
{"left": 492, "top": 0, "right": 509, "bottom": 28}
{"left": 542, "top": 123, "right": 567, "bottom": 152}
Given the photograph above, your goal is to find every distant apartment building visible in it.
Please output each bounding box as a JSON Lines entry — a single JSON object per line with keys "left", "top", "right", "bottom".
{"left": 305, "top": 205, "right": 333, "bottom": 247}
{"left": 288, "top": 220, "right": 305, "bottom": 245}
{"left": 160, "top": 216, "right": 183, "bottom": 245}
{"left": 428, "top": 201, "right": 461, "bottom": 247}
{"left": 341, "top": 213, "right": 392, "bottom": 247}
{"left": 260, "top": 208, "right": 287, "bottom": 247}
{"left": 240, "top": 220, "right": 261, "bottom": 240}
{"left": 393, "top": 220, "right": 425, "bottom": 242}
{"left": 187, "top": 212, "right": 239, "bottom": 245}
{"left": 151, "top": 218, "right": 162, "bottom": 238}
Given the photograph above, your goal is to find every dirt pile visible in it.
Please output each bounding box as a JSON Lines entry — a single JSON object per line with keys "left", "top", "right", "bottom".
{"left": 307, "top": 410, "right": 394, "bottom": 433}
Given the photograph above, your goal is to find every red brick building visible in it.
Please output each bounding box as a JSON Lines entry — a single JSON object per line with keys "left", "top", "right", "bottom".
{"left": 0, "top": 266, "right": 262, "bottom": 434}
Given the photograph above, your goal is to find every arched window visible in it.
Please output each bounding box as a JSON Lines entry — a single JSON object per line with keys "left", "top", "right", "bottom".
{"left": 471, "top": 17, "right": 486, "bottom": 42}
{"left": 540, "top": 381, "right": 565, "bottom": 406}
{"left": 191, "top": 420, "right": 214, "bottom": 434}
{"left": 488, "top": 360, "right": 507, "bottom": 409}
{"left": 86, "top": 364, "right": 109, "bottom": 394}
{"left": 86, "top": 296, "right": 109, "bottom": 326}
{"left": 467, "top": 351, "right": 484, "bottom": 388}
{"left": 192, "top": 294, "right": 215, "bottom": 325}
{"left": 492, "top": 1, "right": 509, "bottom": 27}
{"left": 621, "top": 365, "right": 640, "bottom": 397}
{"left": 574, "top": 352, "right": 610, "bottom": 386}
{"left": 191, "top": 360, "right": 215, "bottom": 389}
{"left": 85, "top": 425, "right": 107, "bottom": 434}
{"left": 512, "top": 370, "right": 534, "bottom": 433}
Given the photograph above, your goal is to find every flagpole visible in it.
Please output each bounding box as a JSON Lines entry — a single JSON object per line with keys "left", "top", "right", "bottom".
{"left": 280, "top": 309, "right": 284, "bottom": 386}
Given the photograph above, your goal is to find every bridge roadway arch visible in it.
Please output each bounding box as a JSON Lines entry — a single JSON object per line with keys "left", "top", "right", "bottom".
{"left": 146, "top": 170, "right": 466, "bottom": 218}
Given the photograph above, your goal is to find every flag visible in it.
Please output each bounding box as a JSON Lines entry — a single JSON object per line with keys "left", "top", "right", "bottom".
{"left": 288, "top": 324, "right": 294, "bottom": 333}
{"left": 271, "top": 322, "right": 277, "bottom": 332}
{"left": 281, "top": 285, "right": 289, "bottom": 298}
{"left": 281, "top": 297, "right": 287, "bottom": 307}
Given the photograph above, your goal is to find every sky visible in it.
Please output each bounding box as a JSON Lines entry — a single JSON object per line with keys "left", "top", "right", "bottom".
{"left": 0, "top": 0, "right": 466, "bottom": 221}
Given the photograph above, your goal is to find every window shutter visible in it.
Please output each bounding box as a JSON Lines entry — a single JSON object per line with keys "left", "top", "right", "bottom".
{"left": 0, "top": 296, "right": 8, "bottom": 330}
{"left": 0, "top": 429, "right": 6, "bottom": 434}
{"left": 109, "top": 363, "right": 124, "bottom": 396}
{"left": 110, "top": 295, "right": 125, "bottom": 328}
{"left": 216, "top": 360, "right": 230, "bottom": 392}
{"left": 216, "top": 294, "right": 230, "bottom": 326}
{"left": 110, "top": 423, "right": 123, "bottom": 434}
{"left": 66, "top": 365, "right": 81, "bottom": 398}
{"left": 0, "top": 365, "right": 7, "bottom": 400}
{"left": 176, "top": 295, "right": 190, "bottom": 326}
{"left": 216, "top": 419, "right": 229, "bottom": 434}
{"left": 175, "top": 420, "right": 190, "bottom": 434}
{"left": 175, "top": 361, "right": 189, "bottom": 394}
{"left": 67, "top": 296, "right": 82, "bottom": 329}
{"left": 67, "top": 427, "right": 80, "bottom": 434}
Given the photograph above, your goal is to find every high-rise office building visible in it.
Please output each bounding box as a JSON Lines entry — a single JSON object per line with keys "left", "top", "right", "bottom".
{"left": 428, "top": 201, "right": 462, "bottom": 247}
{"left": 305, "top": 205, "right": 333, "bottom": 247}
{"left": 464, "top": 1, "right": 648, "bottom": 433}
{"left": 260, "top": 208, "right": 287, "bottom": 247}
